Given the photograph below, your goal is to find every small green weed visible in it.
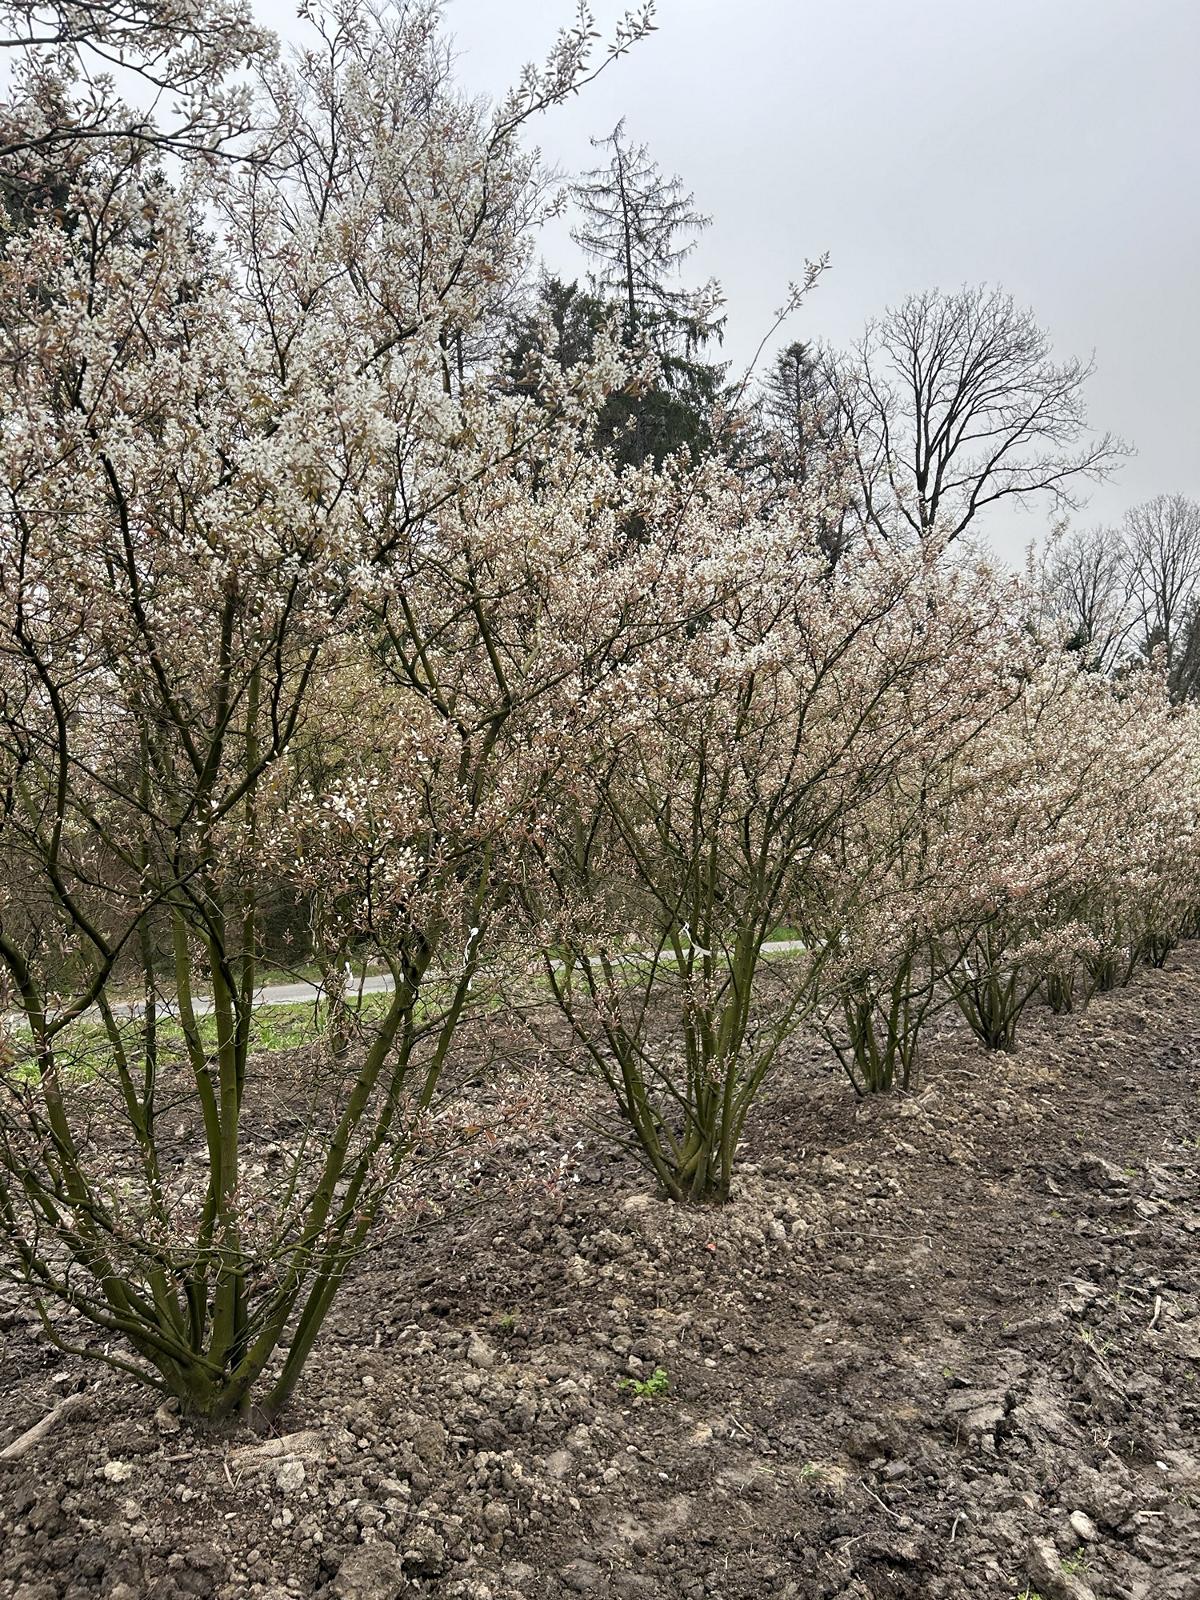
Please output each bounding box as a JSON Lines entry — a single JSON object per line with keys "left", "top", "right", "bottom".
{"left": 619, "top": 1366, "right": 670, "bottom": 1398}
{"left": 1077, "top": 1326, "right": 1112, "bottom": 1356}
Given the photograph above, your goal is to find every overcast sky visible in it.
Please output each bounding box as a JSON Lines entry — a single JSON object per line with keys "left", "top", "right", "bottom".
{"left": 266, "top": 0, "right": 1200, "bottom": 561}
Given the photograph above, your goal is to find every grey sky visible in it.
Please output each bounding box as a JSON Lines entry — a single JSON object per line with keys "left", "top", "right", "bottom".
{"left": 270, "top": 0, "right": 1200, "bottom": 561}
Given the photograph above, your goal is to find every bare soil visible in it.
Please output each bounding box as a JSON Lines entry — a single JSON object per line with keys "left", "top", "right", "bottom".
{"left": 2, "top": 948, "right": 1199, "bottom": 1600}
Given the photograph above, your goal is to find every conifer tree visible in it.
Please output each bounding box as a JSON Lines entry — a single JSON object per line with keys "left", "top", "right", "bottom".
{"left": 568, "top": 121, "right": 726, "bottom": 465}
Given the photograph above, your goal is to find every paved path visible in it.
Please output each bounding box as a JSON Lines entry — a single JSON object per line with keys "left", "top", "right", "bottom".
{"left": 216, "top": 940, "right": 809, "bottom": 1017}
{"left": 8, "top": 941, "right": 807, "bottom": 1030}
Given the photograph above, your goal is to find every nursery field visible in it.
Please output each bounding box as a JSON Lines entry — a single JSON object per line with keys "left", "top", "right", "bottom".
{"left": 2, "top": 949, "right": 1197, "bottom": 1600}
{"left": 4, "top": 5, "right": 1200, "bottom": 1600}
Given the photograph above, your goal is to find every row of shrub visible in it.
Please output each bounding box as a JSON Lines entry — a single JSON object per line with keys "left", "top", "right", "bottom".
{"left": 2, "top": 3, "right": 1195, "bottom": 1423}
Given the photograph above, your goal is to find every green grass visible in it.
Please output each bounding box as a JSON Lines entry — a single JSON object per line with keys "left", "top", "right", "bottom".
{"left": 5, "top": 989, "right": 400, "bottom": 1085}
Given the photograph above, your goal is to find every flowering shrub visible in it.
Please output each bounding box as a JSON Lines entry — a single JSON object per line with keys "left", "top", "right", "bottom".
{"left": 522, "top": 538, "right": 1043, "bottom": 1194}
{"left": 932, "top": 663, "right": 1200, "bottom": 1047}
{"left": 803, "top": 560, "right": 1032, "bottom": 1088}
{"left": 822, "top": 647, "right": 1200, "bottom": 1064}
{"left": 0, "top": 1, "right": 659, "bottom": 1419}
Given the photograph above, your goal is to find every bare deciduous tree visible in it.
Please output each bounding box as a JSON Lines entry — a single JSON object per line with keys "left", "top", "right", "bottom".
{"left": 832, "top": 284, "right": 1123, "bottom": 548}
{"left": 1039, "top": 523, "right": 1134, "bottom": 673}
{"left": 1125, "top": 494, "right": 1200, "bottom": 696}
{"left": 572, "top": 117, "right": 718, "bottom": 347}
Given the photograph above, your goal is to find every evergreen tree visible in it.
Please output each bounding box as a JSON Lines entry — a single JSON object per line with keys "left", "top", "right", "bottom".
{"left": 753, "top": 340, "right": 858, "bottom": 564}
{"left": 572, "top": 119, "right": 713, "bottom": 343}
{"left": 567, "top": 122, "right": 727, "bottom": 466}
{"left": 503, "top": 274, "right": 611, "bottom": 387}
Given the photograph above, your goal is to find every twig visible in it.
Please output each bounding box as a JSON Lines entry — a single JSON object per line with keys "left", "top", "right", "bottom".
{"left": 859, "top": 1479, "right": 903, "bottom": 1522}
{"left": 0, "top": 1391, "right": 89, "bottom": 1460}
{"left": 1149, "top": 1295, "right": 1162, "bottom": 1331}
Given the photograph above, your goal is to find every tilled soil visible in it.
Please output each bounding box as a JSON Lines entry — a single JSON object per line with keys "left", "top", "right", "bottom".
{"left": 2, "top": 951, "right": 1199, "bottom": 1600}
